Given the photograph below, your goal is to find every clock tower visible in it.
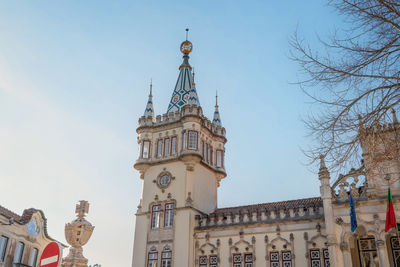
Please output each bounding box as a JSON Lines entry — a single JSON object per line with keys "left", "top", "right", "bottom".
{"left": 131, "top": 36, "right": 227, "bottom": 267}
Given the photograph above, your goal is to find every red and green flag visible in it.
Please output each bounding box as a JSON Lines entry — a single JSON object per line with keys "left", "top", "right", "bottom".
{"left": 385, "top": 187, "right": 397, "bottom": 232}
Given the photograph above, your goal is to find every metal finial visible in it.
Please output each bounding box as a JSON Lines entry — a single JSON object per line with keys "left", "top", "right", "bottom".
{"left": 186, "top": 28, "right": 189, "bottom": 40}
{"left": 215, "top": 91, "right": 218, "bottom": 106}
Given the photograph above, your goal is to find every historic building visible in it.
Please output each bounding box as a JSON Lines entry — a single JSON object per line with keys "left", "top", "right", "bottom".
{"left": 0, "top": 205, "right": 65, "bottom": 267}
{"left": 131, "top": 37, "right": 400, "bottom": 267}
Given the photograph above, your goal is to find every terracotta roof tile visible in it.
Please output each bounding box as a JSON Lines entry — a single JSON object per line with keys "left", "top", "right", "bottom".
{"left": 212, "top": 197, "right": 322, "bottom": 215}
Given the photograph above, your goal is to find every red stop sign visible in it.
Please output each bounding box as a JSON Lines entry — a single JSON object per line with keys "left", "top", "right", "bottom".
{"left": 39, "top": 242, "right": 61, "bottom": 267}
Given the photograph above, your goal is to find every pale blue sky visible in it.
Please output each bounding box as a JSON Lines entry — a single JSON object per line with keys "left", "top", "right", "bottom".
{"left": 0, "top": 1, "right": 341, "bottom": 266}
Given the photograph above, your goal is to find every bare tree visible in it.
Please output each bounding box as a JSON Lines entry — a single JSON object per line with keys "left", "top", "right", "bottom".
{"left": 290, "top": 0, "right": 400, "bottom": 172}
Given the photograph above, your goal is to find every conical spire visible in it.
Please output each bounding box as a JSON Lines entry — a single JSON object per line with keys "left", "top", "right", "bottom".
{"left": 167, "top": 30, "right": 201, "bottom": 113}
{"left": 212, "top": 92, "right": 222, "bottom": 127}
{"left": 318, "top": 155, "right": 330, "bottom": 180}
{"left": 187, "top": 69, "right": 200, "bottom": 106}
{"left": 144, "top": 80, "right": 154, "bottom": 118}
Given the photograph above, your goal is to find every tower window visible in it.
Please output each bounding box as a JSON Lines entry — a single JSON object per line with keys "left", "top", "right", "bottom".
{"left": 310, "top": 249, "right": 321, "bottom": 267}
{"left": 164, "top": 138, "right": 170, "bottom": 157}
{"left": 142, "top": 141, "right": 151, "bottom": 159}
{"left": 164, "top": 203, "right": 174, "bottom": 227}
{"left": 151, "top": 205, "right": 162, "bottom": 229}
{"left": 205, "top": 144, "right": 209, "bottom": 163}
{"left": 216, "top": 150, "right": 223, "bottom": 168}
{"left": 201, "top": 141, "right": 205, "bottom": 158}
{"left": 210, "top": 147, "right": 213, "bottom": 166}
{"left": 147, "top": 248, "right": 158, "bottom": 267}
{"left": 171, "top": 137, "right": 177, "bottom": 155}
{"left": 0, "top": 236, "right": 8, "bottom": 262}
{"left": 183, "top": 131, "right": 187, "bottom": 150}
{"left": 161, "top": 246, "right": 172, "bottom": 267}
{"left": 188, "top": 131, "right": 198, "bottom": 150}
{"left": 323, "top": 249, "right": 330, "bottom": 267}
{"left": 157, "top": 139, "right": 163, "bottom": 158}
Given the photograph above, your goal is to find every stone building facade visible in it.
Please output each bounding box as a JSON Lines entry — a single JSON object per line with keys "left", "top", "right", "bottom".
{"left": 0, "top": 206, "right": 65, "bottom": 267}
{"left": 131, "top": 38, "right": 400, "bottom": 267}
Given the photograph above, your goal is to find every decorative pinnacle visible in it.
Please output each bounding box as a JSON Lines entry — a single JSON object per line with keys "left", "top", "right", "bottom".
{"left": 75, "top": 200, "right": 89, "bottom": 219}
{"left": 215, "top": 91, "right": 219, "bottom": 107}
{"left": 186, "top": 28, "right": 189, "bottom": 41}
{"left": 318, "top": 155, "right": 330, "bottom": 180}
{"left": 392, "top": 109, "right": 398, "bottom": 124}
{"left": 149, "top": 79, "right": 153, "bottom": 97}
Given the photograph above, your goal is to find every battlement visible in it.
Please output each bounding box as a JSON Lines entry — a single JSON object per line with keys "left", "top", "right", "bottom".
{"left": 360, "top": 121, "right": 400, "bottom": 135}
{"left": 195, "top": 197, "right": 323, "bottom": 230}
{"left": 138, "top": 104, "right": 226, "bottom": 137}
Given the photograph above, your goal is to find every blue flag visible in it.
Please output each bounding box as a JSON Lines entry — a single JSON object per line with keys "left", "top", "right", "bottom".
{"left": 350, "top": 193, "right": 358, "bottom": 232}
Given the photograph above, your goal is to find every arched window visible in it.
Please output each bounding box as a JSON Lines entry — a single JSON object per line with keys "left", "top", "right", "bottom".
{"left": 142, "top": 141, "right": 151, "bottom": 159}
{"left": 147, "top": 247, "right": 158, "bottom": 267}
{"left": 161, "top": 246, "right": 172, "bottom": 267}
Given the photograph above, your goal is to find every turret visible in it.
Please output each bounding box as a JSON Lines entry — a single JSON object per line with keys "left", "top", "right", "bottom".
{"left": 212, "top": 92, "right": 222, "bottom": 127}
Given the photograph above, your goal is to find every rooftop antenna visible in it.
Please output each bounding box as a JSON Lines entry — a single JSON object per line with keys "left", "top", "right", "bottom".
{"left": 186, "top": 28, "right": 189, "bottom": 41}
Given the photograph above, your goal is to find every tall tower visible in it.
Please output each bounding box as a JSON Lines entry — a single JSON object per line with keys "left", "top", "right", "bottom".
{"left": 132, "top": 35, "right": 227, "bottom": 267}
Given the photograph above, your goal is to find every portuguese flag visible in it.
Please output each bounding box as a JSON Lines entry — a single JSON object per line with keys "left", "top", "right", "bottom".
{"left": 385, "top": 187, "right": 397, "bottom": 232}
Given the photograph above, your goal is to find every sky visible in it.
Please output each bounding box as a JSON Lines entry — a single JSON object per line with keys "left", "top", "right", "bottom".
{"left": 0, "top": 1, "right": 343, "bottom": 266}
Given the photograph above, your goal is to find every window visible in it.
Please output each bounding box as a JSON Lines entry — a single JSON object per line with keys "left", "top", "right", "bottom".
{"left": 282, "top": 251, "right": 292, "bottom": 267}
{"left": 199, "top": 256, "right": 208, "bottom": 267}
{"left": 216, "top": 150, "right": 223, "bottom": 168}
{"left": 209, "top": 255, "right": 218, "bottom": 267}
{"left": 151, "top": 205, "right": 162, "bottom": 229}
{"left": 29, "top": 248, "right": 38, "bottom": 267}
{"left": 210, "top": 147, "right": 213, "bottom": 166}
{"left": 310, "top": 250, "right": 321, "bottom": 267}
{"left": 148, "top": 248, "right": 158, "bottom": 267}
{"left": 161, "top": 246, "right": 172, "bottom": 267}
{"left": 164, "top": 138, "right": 170, "bottom": 157}
{"left": 164, "top": 203, "right": 174, "bottom": 227}
{"left": 0, "top": 236, "right": 8, "bottom": 262}
{"left": 205, "top": 144, "right": 209, "bottom": 163}
{"left": 270, "top": 252, "right": 279, "bottom": 267}
{"left": 183, "top": 132, "right": 187, "bottom": 150}
{"left": 157, "top": 140, "right": 163, "bottom": 158}
{"left": 14, "top": 241, "right": 24, "bottom": 264}
{"left": 358, "top": 238, "right": 378, "bottom": 267}
{"left": 201, "top": 141, "right": 205, "bottom": 158}
{"left": 233, "top": 254, "right": 242, "bottom": 267}
{"left": 323, "top": 249, "right": 330, "bottom": 267}
{"left": 244, "top": 254, "right": 253, "bottom": 267}
{"left": 142, "top": 141, "right": 150, "bottom": 159}
{"left": 171, "top": 137, "right": 177, "bottom": 155}
{"left": 188, "top": 131, "right": 198, "bottom": 150}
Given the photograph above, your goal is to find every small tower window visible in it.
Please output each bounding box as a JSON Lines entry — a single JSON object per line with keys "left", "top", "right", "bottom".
{"left": 0, "top": 236, "right": 9, "bottom": 262}
{"left": 13, "top": 242, "right": 24, "bottom": 264}
{"left": 151, "top": 205, "right": 162, "bottom": 229}
{"left": 157, "top": 139, "right": 163, "bottom": 158}
{"left": 164, "top": 138, "right": 170, "bottom": 157}
{"left": 164, "top": 203, "right": 174, "bottom": 227}
{"left": 201, "top": 141, "right": 205, "bottom": 158}
{"left": 147, "top": 247, "right": 158, "bottom": 267}
{"left": 29, "top": 248, "right": 38, "bottom": 267}
{"left": 188, "top": 131, "right": 198, "bottom": 150}
{"left": 210, "top": 147, "right": 213, "bottom": 166}
{"left": 183, "top": 131, "right": 187, "bottom": 150}
{"left": 171, "top": 137, "right": 177, "bottom": 155}
{"left": 142, "top": 141, "right": 151, "bottom": 159}
{"left": 161, "top": 246, "right": 172, "bottom": 267}
{"left": 205, "top": 144, "right": 209, "bottom": 163}
{"left": 216, "top": 150, "right": 223, "bottom": 168}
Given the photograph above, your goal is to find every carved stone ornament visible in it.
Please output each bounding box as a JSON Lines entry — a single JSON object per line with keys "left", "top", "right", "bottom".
{"left": 156, "top": 171, "right": 174, "bottom": 190}
{"left": 62, "top": 200, "right": 95, "bottom": 267}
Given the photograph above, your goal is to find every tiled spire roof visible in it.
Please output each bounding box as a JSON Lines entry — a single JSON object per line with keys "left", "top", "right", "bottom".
{"left": 167, "top": 40, "right": 200, "bottom": 113}
{"left": 212, "top": 92, "right": 222, "bottom": 127}
{"left": 143, "top": 81, "right": 154, "bottom": 118}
